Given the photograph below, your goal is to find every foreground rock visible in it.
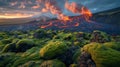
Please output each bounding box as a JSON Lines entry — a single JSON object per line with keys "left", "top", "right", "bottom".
{"left": 82, "top": 42, "right": 120, "bottom": 67}
{"left": 40, "top": 40, "right": 68, "bottom": 59}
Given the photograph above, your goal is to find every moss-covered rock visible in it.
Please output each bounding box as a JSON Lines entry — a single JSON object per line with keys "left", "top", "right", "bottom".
{"left": 0, "top": 32, "right": 9, "bottom": 40}
{"left": 40, "top": 59, "right": 66, "bottom": 67}
{"left": 2, "top": 39, "right": 35, "bottom": 52}
{"left": 0, "top": 41, "right": 5, "bottom": 51}
{"left": 90, "top": 30, "right": 111, "bottom": 43}
{"left": 53, "top": 32, "right": 74, "bottom": 41}
{"left": 2, "top": 43, "right": 16, "bottom": 52}
{"left": 56, "top": 46, "right": 78, "bottom": 66}
{"left": 0, "top": 53, "right": 17, "bottom": 67}
{"left": 40, "top": 40, "right": 68, "bottom": 59}
{"left": 69, "top": 64, "right": 77, "bottom": 67}
{"left": 12, "top": 47, "right": 41, "bottom": 67}
{"left": 74, "top": 40, "right": 90, "bottom": 47}
{"left": 82, "top": 42, "right": 120, "bottom": 67}
{"left": 72, "top": 49, "right": 81, "bottom": 62}
{"left": 1, "top": 38, "right": 12, "bottom": 44}
{"left": 33, "top": 29, "right": 53, "bottom": 39}
{"left": 19, "top": 60, "right": 43, "bottom": 67}
{"left": 16, "top": 39, "right": 35, "bottom": 52}
{"left": 104, "top": 42, "right": 120, "bottom": 51}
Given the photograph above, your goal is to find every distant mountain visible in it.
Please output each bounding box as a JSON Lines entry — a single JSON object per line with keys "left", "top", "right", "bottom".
{"left": 91, "top": 7, "right": 120, "bottom": 25}
{"left": 0, "top": 7, "right": 120, "bottom": 35}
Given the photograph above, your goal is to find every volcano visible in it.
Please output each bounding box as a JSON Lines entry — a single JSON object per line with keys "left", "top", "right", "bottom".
{"left": 0, "top": 7, "right": 120, "bottom": 35}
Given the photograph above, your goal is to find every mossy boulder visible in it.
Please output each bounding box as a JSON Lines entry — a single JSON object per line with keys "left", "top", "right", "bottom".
{"left": 74, "top": 40, "right": 90, "bottom": 47}
{"left": 2, "top": 39, "right": 35, "bottom": 52}
{"left": 82, "top": 42, "right": 120, "bottom": 67}
{"left": 53, "top": 32, "right": 74, "bottom": 41}
{"left": 0, "top": 41, "right": 5, "bottom": 51}
{"left": 16, "top": 39, "right": 35, "bottom": 52}
{"left": 19, "top": 61, "right": 43, "bottom": 67}
{"left": 12, "top": 47, "right": 41, "bottom": 67}
{"left": 0, "top": 32, "right": 9, "bottom": 40}
{"left": 33, "top": 29, "right": 53, "bottom": 39}
{"left": 104, "top": 42, "right": 120, "bottom": 51}
{"left": 0, "top": 53, "right": 17, "bottom": 67}
{"left": 40, "top": 59, "right": 66, "bottom": 67}
{"left": 2, "top": 43, "right": 16, "bottom": 52}
{"left": 69, "top": 64, "right": 77, "bottom": 67}
{"left": 90, "top": 30, "right": 111, "bottom": 43}
{"left": 1, "top": 38, "right": 12, "bottom": 44}
{"left": 73, "top": 49, "right": 81, "bottom": 62}
{"left": 40, "top": 40, "right": 68, "bottom": 59}
{"left": 76, "top": 32, "right": 91, "bottom": 40}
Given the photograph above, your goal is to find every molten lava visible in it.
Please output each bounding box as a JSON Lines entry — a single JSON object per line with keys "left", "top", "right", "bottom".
{"left": 65, "top": 1, "right": 92, "bottom": 22}
{"left": 40, "top": 1, "right": 92, "bottom": 28}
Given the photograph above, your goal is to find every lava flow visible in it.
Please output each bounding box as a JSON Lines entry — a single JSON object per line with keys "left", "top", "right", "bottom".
{"left": 40, "top": 0, "right": 92, "bottom": 28}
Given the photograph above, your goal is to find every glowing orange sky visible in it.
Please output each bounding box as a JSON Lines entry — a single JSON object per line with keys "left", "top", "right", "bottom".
{"left": 0, "top": 13, "right": 33, "bottom": 19}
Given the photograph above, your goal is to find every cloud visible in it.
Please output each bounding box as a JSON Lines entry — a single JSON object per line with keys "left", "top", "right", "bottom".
{"left": 0, "top": 0, "right": 120, "bottom": 18}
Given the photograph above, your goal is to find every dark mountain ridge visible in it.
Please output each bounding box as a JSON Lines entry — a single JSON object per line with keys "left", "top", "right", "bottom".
{"left": 91, "top": 7, "right": 120, "bottom": 25}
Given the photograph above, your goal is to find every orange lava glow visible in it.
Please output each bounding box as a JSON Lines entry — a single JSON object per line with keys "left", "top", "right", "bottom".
{"left": 40, "top": 22, "right": 53, "bottom": 28}
{"left": 40, "top": 1, "right": 92, "bottom": 28}
{"left": 75, "top": 22, "right": 80, "bottom": 26}
{"left": 65, "top": 1, "right": 92, "bottom": 22}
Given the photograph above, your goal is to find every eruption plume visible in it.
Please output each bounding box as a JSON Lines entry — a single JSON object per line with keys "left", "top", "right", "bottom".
{"left": 65, "top": 1, "right": 92, "bottom": 22}
{"left": 40, "top": 0, "right": 92, "bottom": 28}
{"left": 6, "top": 0, "right": 92, "bottom": 28}
{"left": 41, "top": 0, "right": 70, "bottom": 21}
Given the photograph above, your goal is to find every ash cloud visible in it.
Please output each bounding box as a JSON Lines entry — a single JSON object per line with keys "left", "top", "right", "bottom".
{"left": 0, "top": 0, "right": 120, "bottom": 18}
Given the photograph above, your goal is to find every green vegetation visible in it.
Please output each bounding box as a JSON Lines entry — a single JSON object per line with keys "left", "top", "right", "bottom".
{"left": 0, "top": 29, "right": 119, "bottom": 67}
{"left": 16, "top": 39, "right": 35, "bottom": 52}
{"left": 40, "top": 59, "right": 66, "bottom": 67}
{"left": 90, "top": 30, "right": 111, "bottom": 43}
{"left": 40, "top": 40, "right": 69, "bottom": 59}
{"left": 82, "top": 42, "right": 120, "bottom": 67}
{"left": 72, "top": 49, "right": 81, "bottom": 62}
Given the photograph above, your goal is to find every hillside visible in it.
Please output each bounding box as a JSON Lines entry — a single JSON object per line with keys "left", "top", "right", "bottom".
{"left": 91, "top": 7, "right": 120, "bottom": 25}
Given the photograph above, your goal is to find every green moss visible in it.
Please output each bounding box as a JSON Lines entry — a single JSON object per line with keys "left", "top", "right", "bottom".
{"left": 16, "top": 39, "right": 35, "bottom": 52}
{"left": 69, "top": 64, "right": 77, "bottom": 67}
{"left": 73, "top": 49, "right": 81, "bottom": 62}
{"left": 0, "top": 53, "right": 17, "bottom": 67}
{"left": 40, "top": 59, "right": 66, "bottom": 67}
{"left": 82, "top": 42, "right": 120, "bottom": 67}
{"left": 104, "top": 42, "right": 120, "bottom": 51}
{"left": 12, "top": 47, "right": 41, "bottom": 67}
{"left": 22, "top": 47, "right": 40, "bottom": 59}
{"left": 40, "top": 40, "right": 68, "bottom": 59}
{"left": 0, "top": 41, "right": 5, "bottom": 51}
{"left": 33, "top": 29, "right": 52, "bottom": 39}
{"left": 90, "top": 30, "right": 111, "bottom": 43}
{"left": 74, "top": 40, "right": 90, "bottom": 47}
{"left": 53, "top": 32, "right": 74, "bottom": 41}
{"left": 34, "top": 38, "right": 50, "bottom": 47}
{"left": 19, "top": 60, "right": 43, "bottom": 67}
{"left": 1, "top": 38, "right": 12, "bottom": 44}
{"left": 2, "top": 39, "right": 35, "bottom": 52}
{"left": 2, "top": 43, "right": 16, "bottom": 52}
{"left": 0, "top": 32, "right": 9, "bottom": 40}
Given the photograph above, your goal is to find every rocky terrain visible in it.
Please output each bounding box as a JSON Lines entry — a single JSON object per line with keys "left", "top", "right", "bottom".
{"left": 0, "top": 29, "right": 120, "bottom": 67}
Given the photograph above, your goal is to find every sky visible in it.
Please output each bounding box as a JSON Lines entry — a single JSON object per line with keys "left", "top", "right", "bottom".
{"left": 0, "top": 0, "right": 120, "bottom": 19}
